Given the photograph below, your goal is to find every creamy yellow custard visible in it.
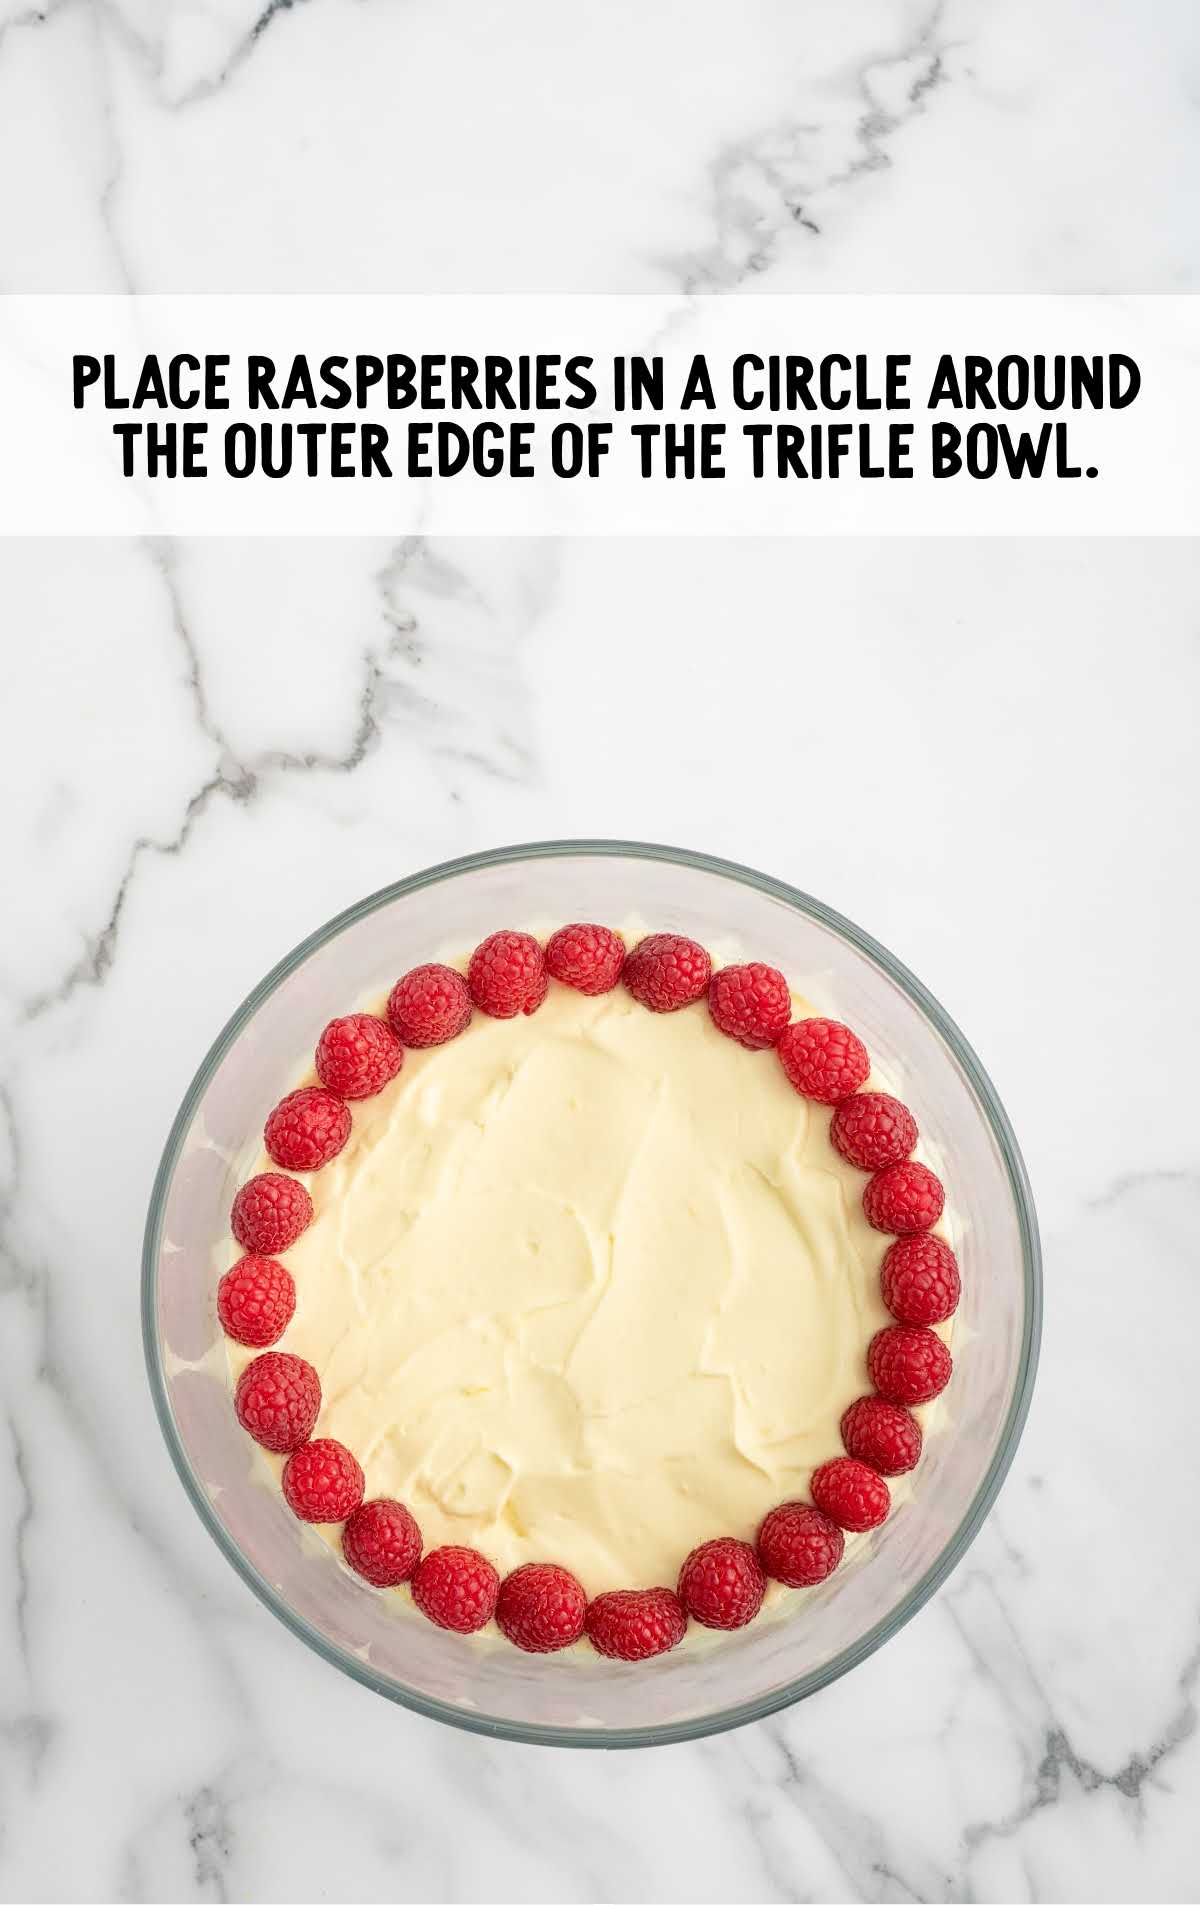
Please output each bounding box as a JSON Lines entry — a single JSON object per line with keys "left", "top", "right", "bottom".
{"left": 227, "top": 960, "right": 928, "bottom": 1598}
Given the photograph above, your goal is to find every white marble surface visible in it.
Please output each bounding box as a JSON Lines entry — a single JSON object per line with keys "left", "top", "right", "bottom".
{"left": 2, "top": 2, "right": 1199, "bottom": 1902}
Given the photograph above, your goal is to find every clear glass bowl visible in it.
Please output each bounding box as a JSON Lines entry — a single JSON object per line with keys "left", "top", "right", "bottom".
{"left": 143, "top": 840, "right": 1041, "bottom": 1747}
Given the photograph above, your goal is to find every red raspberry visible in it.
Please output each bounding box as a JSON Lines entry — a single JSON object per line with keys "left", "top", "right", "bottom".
{"left": 585, "top": 1588, "right": 687, "bottom": 1661}
{"left": 217, "top": 1254, "right": 296, "bottom": 1348}
{"left": 623, "top": 933, "right": 712, "bottom": 1012}
{"left": 231, "top": 1172, "right": 313, "bottom": 1255}
{"left": 281, "top": 1437, "right": 365, "bottom": 1524}
{"left": 544, "top": 923, "right": 626, "bottom": 995}
{"left": 342, "top": 1498, "right": 423, "bottom": 1587}
{"left": 756, "top": 1502, "right": 845, "bottom": 1588}
{"left": 496, "top": 1562, "right": 588, "bottom": 1654}
{"left": 840, "top": 1395, "right": 922, "bottom": 1476}
{"left": 264, "top": 1086, "right": 351, "bottom": 1172}
{"left": 778, "top": 1018, "right": 870, "bottom": 1105}
{"left": 863, "top": 1160, "right": 945, "bottom": 1234}
{"left": 677, "top": 1537, "right": 765, "bottom": 1630}
{"left": 411, "top": 1545, "right": 500, "bottom": 1634}
{"left": 387, "top": 963, "right": 472, "bottom": 1048}
{"left": 314, "top": 1014, "right": 403, "bottom": 1100}
{"left": 811, "top": 1456, "right": 890, "bottom": 1532}
{"left": 467, "top": 931, "right": 548, "bottom": 1018}
{"left": 233, "top": 1350, "right": 320, "bottom": 1453}
{"left": 708, "top": 963, "right": 792, "bottom": 1049}
{"left": 868, "top": 1324, "right": 953, "bottom": 1405}
{"left": 880, "top": 1233, "right": 961, "bottom": 1325}
{"left": 830, "top": 1092, "right": 918, "bottom": 1171}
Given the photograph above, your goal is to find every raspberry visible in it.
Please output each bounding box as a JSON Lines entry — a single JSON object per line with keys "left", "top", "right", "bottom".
{"left": 230, "top": 1172, "right": 313, "bottom": 1255}
{"left": 411, "top": 1545, "right": 500, "bottom": 1634}
{"left": 623, "top": 933, "right": 712, "bottom": 1012}
{"left": 342, "top": 1498, "right": 423, "bottom": 1587}
{"left": 467, "top": 931, "right": 547, "bottom": 1018}
{"left": 387, "top": 963, "right": 472, "bottom": 1048}
{"left": 756, "top": 1502, "right": 845, "bottom": 1588}
{"left": 585, "top": 1588, "right": 687, "bottom": 1661}
{"left": 677, "top": 1537, "right": 765, "bottom": 1630}
{"left": 830, "top": 1092, "right": 918, "bottom": 1171}
{"left": 315, "top": 1014, "right": 403, "bottom": 1099}
{"left": 708, "top": 963, "right": 792, "bottom": 1049}
{"left": 495, "top": 1562, "right": 588, "bottom": 1654}
{"left": 281, "top": 1438, "right": 365, "bottom": 1524}
{"left": 778, "top": 1018, "right": 870, "bottom": 1106}
{"left": 264, "top": 1086, "right": 351, "bottom": 1173}
{"left": 868, "top": 1324, "right": 953, "bottom": 1406}
{"left": 863, "top": 1160, "right": 945, "bottom": 1234}
{"left": 544, "top": 923, "right": 625, "bottom": 995}
{"left": 811, "top": 1457, "right": 890, "bottom": 1532}
{"left": 840, "top": 1395, "right": 922, "bottom": 1476}
{"left": 233, "top": 1351, "right": 320, "bottom": 1453}
{"left": 880, "top": 1233, "right": 961, "bottom": 1325}
{"left": 217, "top": 1254, "right": 296, "bottom": 1348}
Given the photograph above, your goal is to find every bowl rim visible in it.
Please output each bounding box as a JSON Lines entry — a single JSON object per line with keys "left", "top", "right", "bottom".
{"left": 142, "top": 837, "right": 1042, "bottom": 1748}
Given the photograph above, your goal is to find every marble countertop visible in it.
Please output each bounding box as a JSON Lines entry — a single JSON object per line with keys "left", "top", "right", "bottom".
{"left": 2, "top": 2, "right": 1199, "bottom": 1901}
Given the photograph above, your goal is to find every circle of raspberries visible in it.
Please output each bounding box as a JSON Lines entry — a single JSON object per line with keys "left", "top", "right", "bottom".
{"left": 585, "top": 1587, "right": 687, "bottom": 1661}
{"left": 217, "top": 1254, "right": 296, "bottom": 1348}
{"left": 756, "top": 1502, "right": 845, "bottom": 1588}
{"left": 545, "top": 922, "right": 626, "bottom": 995}
{"left": 777, "top": 1018, "right": 870, "bottom": 1105}
{"left": 231, "top": 1172, "right": 313, "bottom": 1255}
{"left": 840, "top": 1395, "right": 923, "bottom": 1476}
{"left": 282, "top": 1438, "right": 365, "bottom": 1524}
{"left": 342, "top": 1498, "right": 423, "bottom": 1587}
{"left": 234, "top": 1351, "right": 321, "bottom": 1453}
{"left": 868, "top": 1324, "right": 953, "bottom": 1405}
{"left": 708, "top": 962, "right": 792, "bottom": 1049}
{"left": 830, "top": 1091, "right": 918, "bottom": 1172}
{"left": 811, "top": 1457, "right": 890, "bottom": 1532}
{"left": 496, "top": 1562, "right": 588, "bottom": 1653}
{"left": 264, "top": 1086, "right": 351, "bottom": 1173}
{"left": 880, "top": 1233, "right": 961, "bottom": 1325}
{"left": 623, "top": 933, "right": 712, "bottom": 1012}
{"left": 468, "top": 931, "right": 548, "bottom": 1018}
{"left": 677, "top": 1537, "right": 765, "bottom": 1630}
{"left": 863, "top": 1160, "right": 945, "bottom": 1234}
{"left": 315, "top": 1014, "right": 403, "bottom": 1100}
{"left": 387, "top": 963, "right": 472, "bottom": 1048}
{"left": 411, "top": 1546, "right": 500, "bottom": 1633}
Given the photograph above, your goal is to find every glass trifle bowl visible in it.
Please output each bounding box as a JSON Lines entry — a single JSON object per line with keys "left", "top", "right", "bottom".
{"left": 142, "top": 840, "right": 1041, "bottom": 1746}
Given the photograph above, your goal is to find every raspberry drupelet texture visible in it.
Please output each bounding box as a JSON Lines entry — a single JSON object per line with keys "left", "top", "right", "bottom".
{"left": 342, "top": 1498, "right": 423, "bottom": 1587}
{"left": 840, "top": 1395, "right": 923, "bottom": 1476}
{"left": 496, "top": 1562, "right": 588, "bottom": 1653}
{"left": 467, "top": 931, "right": 548, "bottom": 1018}
{"left": 677, "top": 1537, "right": 765, "bottom": 1630}
{"left": 282, "top": 1438, "right": 365, "bottom": 1523}
{"left": 863, "top": 1160, "right": 945, "bottom": 1233}
{"left": 623, "top": 933, "right": 712, "bottom": 1012}
{"left": 756, "top": 1502, "right": 845, "bottom": 1588}
{"left": 708, "top": 962, "right": 792, "bottom": 1049}
{"left": 585, "top": 1588, "right": 688, "bottom": 1661}
{"left": 868, "top": 1324, "right": 953, "bottom": 1405}
{"left": 544, "top": 922, "right": 626, "bottom": 995}
{"left": 217, "top": 1254, "right": 296, "bottom": 1348}
{"left": 880, "top": 1233, "right": 961, "bottom": 1325}
{"left": 315, "top": 1014, "right": 404, "bottom": 1100}
{"left": 777, "top": 1018, "right": 870, "bottom": 1105}
{"left": 830, "top": 1091, "right": 919, "bottom": 1172}
{"left": 811, "top": 1457, "right": 891, "bottom": 1532}
{"left": 233, "top": 1351, "right": 321, "bottom": 1453}
{"left": 263, "top": 1086, "right": 352, "bottom": 1173}
{"left": 386, "top": 963, "right": 473, "bottom": 1048}
{"left": 230, "top": 1172, "right": 313, "bottom": 1255}
{"left": 411, "top": 1546, "right": 500, "bottom": 1633}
